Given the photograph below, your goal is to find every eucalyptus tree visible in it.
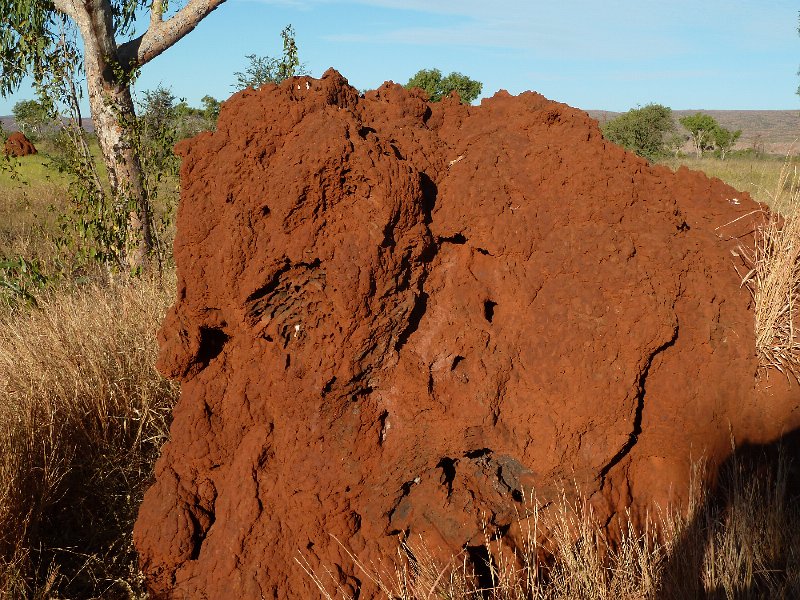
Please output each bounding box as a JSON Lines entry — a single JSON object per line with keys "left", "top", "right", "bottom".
{"left": 12, "top": 98, "right": 53, "bottom": 141}
{"left": 712, "top": 125, "right": 742, "bottom": 160}
{"left": 0, "top": 0, "right": 226, "bottom": 269}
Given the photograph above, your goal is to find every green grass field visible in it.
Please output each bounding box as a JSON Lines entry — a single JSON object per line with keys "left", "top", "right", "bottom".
{"left": 1, "top": 140, "right": 175, "bottom": 285}
{"left": 0, "top": 142, "right": 92, "bottom": 261}
{"left": 0, "top": 154, "right": 67, "bottom": 187}
{"left": 0, "top": 160, "right": 64, "bottom": 264}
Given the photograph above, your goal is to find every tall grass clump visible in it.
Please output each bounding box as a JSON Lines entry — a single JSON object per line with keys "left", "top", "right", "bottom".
{"left": 304, "top": 448, "right": 800, "bottom": 599}
{"left": 739, "top": 161, "right": 800, "bottom": 381}
{"left": 0, "top": 275, "right": 178, "bottom": 598}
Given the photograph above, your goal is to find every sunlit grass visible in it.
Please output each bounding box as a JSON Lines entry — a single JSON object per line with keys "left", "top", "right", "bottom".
{"left": 0, "top": 153, "right": 70, "bottom": 188}
{"left": 737, "top": 161, "right": 800, "bottom": 380}
{"left": 658, "top": 154, "right": 792, "bottom": 210}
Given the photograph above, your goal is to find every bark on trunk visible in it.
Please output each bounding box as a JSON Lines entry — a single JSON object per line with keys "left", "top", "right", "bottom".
{"left": 86, "top": 73, "right": 153, "bottom": 270}
{"left": 72, "top": 0, "right": 153, "bottom": 271}
{"left": 52, "top": 0, "right": 226, "bottom": 270}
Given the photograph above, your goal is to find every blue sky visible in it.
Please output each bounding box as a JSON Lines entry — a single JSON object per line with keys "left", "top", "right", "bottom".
{"left": 1, "top": 0, "right": 799, "bottom": 114}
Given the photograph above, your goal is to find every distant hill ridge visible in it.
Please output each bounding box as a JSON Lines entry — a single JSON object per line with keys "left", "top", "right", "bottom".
{"left": 3, "top": 110, "right": 798, "bottom": 154}
{"left": 1, "top": 115, "right": 94, "bottom": 133}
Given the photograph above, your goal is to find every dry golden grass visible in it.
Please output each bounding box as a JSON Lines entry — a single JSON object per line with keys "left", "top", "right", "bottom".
{"left": 736, "top": 162, "right": 800, "bottom": 381}
{"left": 0, "top": 274, "right": 178, "bottom": 598}
{"left": 304, "top": 448, "right": 800, "bottom": 600}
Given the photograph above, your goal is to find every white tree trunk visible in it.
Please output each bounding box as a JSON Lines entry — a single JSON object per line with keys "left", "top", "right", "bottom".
{"left": 84, "top": 54, "right": 152, "bottom": 269}
{"left": 693, "top": 134, "right": 703, "bottom": 158}
{"left": 62, "top": 0, "right": 151, "bottom": 269}
{"left": 54, "top": 0, "right": 227, "bottom": 270}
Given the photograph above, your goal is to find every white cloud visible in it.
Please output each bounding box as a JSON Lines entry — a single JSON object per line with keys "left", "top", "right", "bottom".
{"left": 322, "top": 11, "right": 680, "bottom": 62}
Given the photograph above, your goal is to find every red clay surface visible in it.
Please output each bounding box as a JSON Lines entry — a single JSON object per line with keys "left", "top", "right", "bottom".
{"left": 134, "top": 69, "right": 800, "bottom": 599}
{"left": 3, "top": 131, "right": 36, "bottom": 157}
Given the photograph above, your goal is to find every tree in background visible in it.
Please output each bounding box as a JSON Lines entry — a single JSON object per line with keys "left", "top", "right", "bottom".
{"left": 679, "top": 113, "right": 718, "bottom": 158}
{"left": 1, "top": 0, "right": 226, "bottom": 270}
{"left": 600, "top": 104, "right": 676, "bottom": 161}
{"left": 666, "top": 131, "right": 689, "bottom": 157}
{"left": 233, "top": 25, "right": 308, "bottom": 90}
{"left": 11, "top": 99, "right": 53, "bottom": 142}
{"left": 140, "top": 86, "right": 216, "bottom": 141}
{"left": 201, "top": 95, "right": 221, "bottom": 124}
{"left": 405, "top": 68, "right": 483, "bottom": 103}
{"left": 173, "top": 100, "right": 210, "bottom": 138}
{"left": 139, "top": 85, "right": 180, "bottom": 177}
{"left": 713, "top": 125, "right": 742, "bottom": 160}
{"left": 678, "top": 113, "right": 742, "bottom": 160}
{"left": 141, "top": 86, "right": 177, "bottom": 140}
{"left": 138, "top": 86, "right": 221, "bottom": 180}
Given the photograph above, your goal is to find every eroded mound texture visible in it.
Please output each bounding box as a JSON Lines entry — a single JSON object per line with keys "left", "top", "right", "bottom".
{"left": 135, "top": 70, "right": 799, "bottom": 598}
{"left": 4, "top": 131, "right": 37, "bottom": 156}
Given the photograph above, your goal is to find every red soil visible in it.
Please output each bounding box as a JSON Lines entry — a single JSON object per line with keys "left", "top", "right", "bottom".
{"left": 134, "top": 69, "right": 799, "bottom": 598}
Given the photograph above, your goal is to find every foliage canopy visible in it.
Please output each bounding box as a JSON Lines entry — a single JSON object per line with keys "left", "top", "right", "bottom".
{"left": 404, "top": 68, "right": 483, "bottom": 103}
{"left": 679, "top": 113, "right": 718, "bottom": 152}
{"left": 712, "top": 125, "right": 742, "bottom": 159}
{"left": 201, "top": 95, "right": 221, "bottom": 123}
{"left": 1, "top": 0, "right": 226, "bottom": 270}
{"left": 12, "top": 99, "right": 53, "bottom": 141}
{"left": 601, "top": 104, "right": 677, "bottom": 161}
{"left": 0, "top": 0, "right": 139, "bottom": 95}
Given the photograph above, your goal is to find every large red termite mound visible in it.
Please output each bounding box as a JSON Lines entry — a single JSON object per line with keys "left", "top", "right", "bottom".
{"left": 134, "top": 69, "right": 799, "bottom": 598}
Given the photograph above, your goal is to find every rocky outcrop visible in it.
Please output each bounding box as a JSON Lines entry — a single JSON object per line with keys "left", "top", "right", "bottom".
{"left": 134, "top": 69, "right": 799, "bottom": 599}
{"left": 4, "top": 131, "right": 37, "bottom": 157}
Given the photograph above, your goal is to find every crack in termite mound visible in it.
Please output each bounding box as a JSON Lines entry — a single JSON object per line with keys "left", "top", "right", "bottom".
{"left": 392, "top": 171, "right": 439, "bottom": 354}
{"left": 599, "top": 325, "right": 680, "bottom": 488}
{"left": 394, "top": 291, "right": 429, "bottom": 352}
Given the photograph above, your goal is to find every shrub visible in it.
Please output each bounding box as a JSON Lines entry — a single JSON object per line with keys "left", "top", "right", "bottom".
{"left": 601, "top": 104, "right": 676, "bottom": 161}
{"left": 404, "top": 69, "right": 483, "bottom": 103}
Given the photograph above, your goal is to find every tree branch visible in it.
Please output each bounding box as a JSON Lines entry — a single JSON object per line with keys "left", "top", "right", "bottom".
{"left": 118, "top": 0, "right": 226, "bottom": 69}
{"left": 52, "top": 0, "right": 79, "bottom": 19}
{"left": 150, "top": 0, "right": 163, "bottom": 29}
